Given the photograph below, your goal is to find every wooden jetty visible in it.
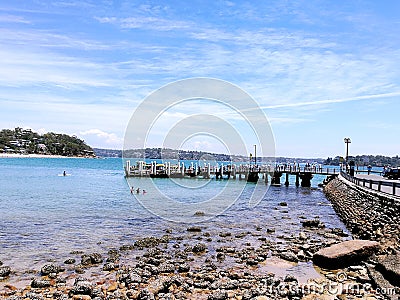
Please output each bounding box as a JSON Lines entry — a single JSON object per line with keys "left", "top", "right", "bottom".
{"left": 124, "top": 160, "right": 339, "bottom": 187}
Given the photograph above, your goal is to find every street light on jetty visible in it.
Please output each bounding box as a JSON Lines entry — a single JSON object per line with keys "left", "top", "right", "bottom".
{"left": 254, "top": 144, "right": 257, "bottom": 166}
{"left": 344, "top": 138, "right": 351, "bottom": 163}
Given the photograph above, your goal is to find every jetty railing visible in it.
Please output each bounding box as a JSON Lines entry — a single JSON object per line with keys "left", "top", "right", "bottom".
{"left": 340, "top": 171, "right": 400, "bottom": 197}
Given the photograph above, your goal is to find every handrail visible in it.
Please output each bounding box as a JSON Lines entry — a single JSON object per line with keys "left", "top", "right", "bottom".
{"left": 340, "top": 171, "right": 400, "bottom": 197}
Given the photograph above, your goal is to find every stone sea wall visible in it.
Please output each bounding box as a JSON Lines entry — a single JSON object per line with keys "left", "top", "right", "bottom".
{"left": 324, "top": 175, "right": 400, "bottom": 252}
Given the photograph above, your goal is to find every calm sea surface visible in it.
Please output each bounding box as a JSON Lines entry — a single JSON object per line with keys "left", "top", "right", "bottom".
{"left": 0, "top": 158, "right": 348, "bottom": 274}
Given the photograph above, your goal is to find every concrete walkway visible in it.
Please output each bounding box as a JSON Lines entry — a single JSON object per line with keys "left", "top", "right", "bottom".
{"left": 354, "top": 173, "right": 400, "bottom": 197}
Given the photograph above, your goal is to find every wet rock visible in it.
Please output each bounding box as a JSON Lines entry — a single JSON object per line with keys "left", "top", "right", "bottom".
{"left": 219, "top": 232, "right": 231, "bottom": 238}
{"left": 103, "top": 262, "right": 119, "bottom": 271}
{"left": 64, "top": 258, "right": 76, "bottom": 264}
{"left": 31, "top": 278, "right": 51, "bottom": 288}
{"left": 0, "top": 266, "right": 11, "bottom": 277}
{"left": 279, "top": 251, "right": 298, "bottom": 262}
{"left": 208, "top": 290, "right": 228, "bottom": 300}
{"left": 41, "top": 264, "right": 64, "bottom": 275}
{"left": 194, "top": 211, "right": 205, "bottom": 216}
{"left": 246, "top": 258, "right": 258, "bottom": 266}
{"left": 69, "top": 277, "right": 94, "bottom": 296}
{"left": 192, "top": 243, "right": 207, "bottom": 253}
{"left": 178, "top": 263, "right": 190, "bottom": 273}
{"left": 120, "top": 244, "right": 135, "bottom": 251}
{"left": 279, "top": 202, "right": 288, "bottom": 206}
{"left": 302, "top": 219, "right": 323, "bottom": 228}
{"left": 313, "top": 239, "right": 380, "bottom": 269}
{"left": 299, "top": 232, "right": 307, "bottom": 240}
{"left": 24, "top": 292, "right": 44, "bottom": 300}
{"left": 158, "top": 263, "right": 175, "bottom": 273}
{"left": 81, "top": 253, "right": 103, "bottom": 265}
{"left": 137, "top": 289, "right": 155, "bottom": 300}
{"left": 0, "top": 261, "right": 2, "bottom": 266}
{"left": 187, "top": 226, "right": 202, "bottom": 232}
{"left": 135, "top": 237, "right": 162, "bottom": 248}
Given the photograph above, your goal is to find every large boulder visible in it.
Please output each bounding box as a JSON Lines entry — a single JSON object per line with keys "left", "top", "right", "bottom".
{"left": 313, "top": 240, "right": 380, "bottom": 269}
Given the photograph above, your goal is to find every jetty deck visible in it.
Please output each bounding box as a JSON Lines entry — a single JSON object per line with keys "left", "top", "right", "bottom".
{"left": 124, "top": 160, "right": 340, "bottom": 187}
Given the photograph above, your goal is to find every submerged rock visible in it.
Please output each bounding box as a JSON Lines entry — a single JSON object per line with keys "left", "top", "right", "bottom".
{"left": 0, "top": 266, "right": 11, "bottom": 277}
{"left": 313, "top": 239, "right": 380, "bottom": 269}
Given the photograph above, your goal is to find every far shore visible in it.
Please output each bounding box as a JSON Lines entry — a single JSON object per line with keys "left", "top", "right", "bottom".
{"left": 0, "top": 153, "right": 96, "bottom": 159}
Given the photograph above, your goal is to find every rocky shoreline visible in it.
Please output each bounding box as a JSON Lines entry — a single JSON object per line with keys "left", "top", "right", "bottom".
{"left": 0, "top": 217, "right": 395, "bottom": 300}
{"left": 324, "top": 175, "right": 400, "bottom": 298}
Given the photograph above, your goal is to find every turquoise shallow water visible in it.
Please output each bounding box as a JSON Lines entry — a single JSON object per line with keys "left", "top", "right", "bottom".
{"left": 0, "top": 157, "right": 348, "bottom": 273}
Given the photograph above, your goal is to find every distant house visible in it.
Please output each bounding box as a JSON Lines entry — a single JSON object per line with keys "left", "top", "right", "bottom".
{"left": 37, "top": 144, "right": 48, "bottom": 153}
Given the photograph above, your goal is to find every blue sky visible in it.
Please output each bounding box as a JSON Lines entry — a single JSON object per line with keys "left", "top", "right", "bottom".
{"left": 0, "top": 0, "right": 399, "bottom": 158}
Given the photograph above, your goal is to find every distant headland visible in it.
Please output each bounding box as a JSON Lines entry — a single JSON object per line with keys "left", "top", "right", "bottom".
{"left": 0, "top": 127, "right": 95, "bottom": 158}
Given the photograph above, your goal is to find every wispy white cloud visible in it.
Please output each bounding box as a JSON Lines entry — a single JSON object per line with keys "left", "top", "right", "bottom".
{"left": 0, "top": 14, "right": 31, "bottom": 23}
{"left": 261, "top": 91, "right": 400, "bottom": 110}
{"left": 95, "top": 16, "right": 191, "bottom": 31}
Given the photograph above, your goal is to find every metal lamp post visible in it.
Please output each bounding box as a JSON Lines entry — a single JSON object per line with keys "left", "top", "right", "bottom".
{"left": 344, "top": 138, "right": 351, "bottom": 163}
{"left": 254, "top": 144, "right": 257, "bottom": 166}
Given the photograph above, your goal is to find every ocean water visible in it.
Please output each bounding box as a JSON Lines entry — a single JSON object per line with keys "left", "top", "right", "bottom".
{"left": 0, "top": 157, "right": 348, "bottom": 276}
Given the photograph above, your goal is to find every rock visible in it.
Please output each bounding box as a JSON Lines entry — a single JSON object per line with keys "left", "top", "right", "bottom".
{"left": 187, "top": 226, "right": 202, "bottom": 232}
{"left": 178, "top": 263, "right": 190, "bottom": 273}
{"left": 69, "top": 278, "right": 94, "bottom": 296}
{"left": 72, "top": 295, "right": 91, "bottom": 300}
{"left": 0, "top": 266, "right": 11, "bottom": 277}
{"left": 302, "top": 219, "right": 323, "bottom": 228}
{"left": 31, "top": 278, "right": 51, "bottom": 288}
{"left": 0, "top": 261, "right": 2, "bottom": 266}
{"left": 208, "top": 290, "right": 228, "bottom": 300}
{"left": 41, "top": 264, "right": 64, "bottom": 275}
{"left": 81, "top": 253, "right": 103, "bottom": 265}
{"left": 219, "top": 232, "right": 231, "bottom": 238}
{"left": 313, "top": 240, "right": 380, "bottom": 269}
{"left": 194, "top": 211, "right": 205, "bottom": 216}
{"left": 103, "top": 262, "right": 119, "bottom": 271}
{"left": 279, "top": 202, "right": 288, "bottom": 206}
{"left": 135, "top": 237, "right": 162, "bottom": 248}
{"left": 192, "top": 243, "right": 207, "bottom": 253}
{"left": 64, "top": 258, "right": 76, "bottom": 264}
{"left": 137, "top": 289, "right": 155, "bottom": 300}
{"left": 299, "top": 232, "right": 307, "bottom": 240}
{"left": 158, "top": 263, "right": 175, "bottom": 273}
{"left": 279, "top": 251, "right": 298, "bottom": 262}
{"left": 376, "top": 254, "right": 400, "bottom": 287}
